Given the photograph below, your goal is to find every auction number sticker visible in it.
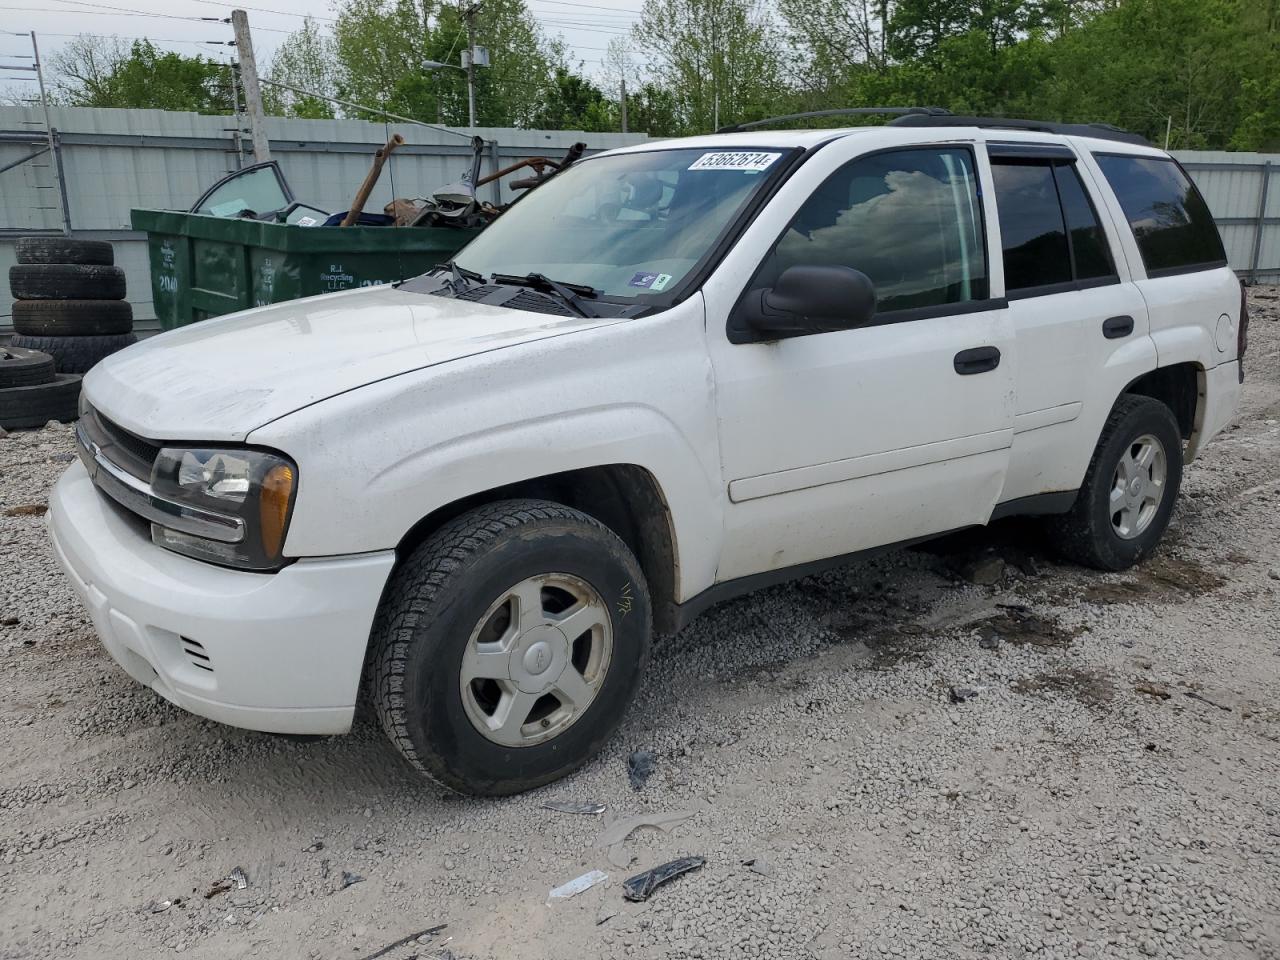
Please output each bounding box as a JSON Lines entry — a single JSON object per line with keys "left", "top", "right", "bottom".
{"left": 688, "top": 151, "right": 781, "bottom": 172}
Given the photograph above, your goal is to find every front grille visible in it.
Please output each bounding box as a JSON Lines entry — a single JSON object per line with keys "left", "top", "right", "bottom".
{"left": 78, "top": 404, "right": 159, "bottom": 484}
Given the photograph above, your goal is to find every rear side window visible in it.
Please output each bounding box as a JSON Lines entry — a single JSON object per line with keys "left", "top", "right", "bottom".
{"left": 991, "top": 160, "right": 1116, "bottom": 296}
{"left": 759, "top": 147, "right": 988, "bottom": 315}
{"left": 1055, "top": 165, "right": 1115, "bottom": 280}
{"left": 991, "top": 162, "right": 1072, "bottom": 291}
{"left": 1094, "top": 154, "right": 1226, "bottom": 276}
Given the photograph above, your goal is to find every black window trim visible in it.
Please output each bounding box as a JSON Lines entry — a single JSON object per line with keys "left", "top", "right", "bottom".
{"left": 989, "top": 153, "right": 1121, "bottom": 299}
{"left": 986, "top": 141, "right": 1077, "bottom": 161}
{"left": 730, "top": 142, "right": 1000, "bottom": 340}
{"left": 1092, "top": 150, "right": 1229, "bottom": 278}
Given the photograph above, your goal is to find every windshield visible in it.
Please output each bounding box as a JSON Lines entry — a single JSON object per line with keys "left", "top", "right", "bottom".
{"left": 453, "top": 147, "right": 792, "bottom": 299}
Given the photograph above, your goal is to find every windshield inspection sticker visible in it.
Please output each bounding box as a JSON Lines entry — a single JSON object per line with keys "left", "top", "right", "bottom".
{"left": 629, "top": 272, "right": 660, "bottom": 288}
{"left": 688, "top": 151, "right": 781, "bottom": 172}
{"left": 651, "top": 273, "right": 673, "bottom": 291}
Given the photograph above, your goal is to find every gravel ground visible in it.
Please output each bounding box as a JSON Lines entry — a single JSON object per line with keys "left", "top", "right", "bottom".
{"left": 2, "top": 290, "right": 1279, "bottom": 960}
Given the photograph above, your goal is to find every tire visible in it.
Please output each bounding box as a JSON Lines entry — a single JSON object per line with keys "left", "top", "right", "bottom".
{"left": 0, "top": 347, "right": 56, "bottom": 388}
{"left": 1050, "top": 395, "right": 1183, "bottom": 571}
{"left": 9, "top": 264, "right": 126, "bottom": 301}
{"left": 15, "top": 237, "right": 114, "bottom": 266}
{"left": 9, "top": 334, "right": 137, "bottom": 375}
{"left": 12, "top": 299, "right": 133, "bottom": 337}
{"left": 0, "top": 374, "right": 82, "bottom": 429}
{"left": 370, "top": 499, "right": 651, "bottom": 796}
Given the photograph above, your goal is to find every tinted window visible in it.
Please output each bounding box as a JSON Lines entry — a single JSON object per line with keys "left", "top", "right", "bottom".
{"left": 1055, "top": 164, "right": 1115, "bottom": 280}
{"left": 760, "top": 148, "right": 988, "bottom": 313}
{"left": 991, "top": 161, "right": 1072, "bottom": 291}
{"left": 1095, "top": 154, "right": 1225, "bottom": 275}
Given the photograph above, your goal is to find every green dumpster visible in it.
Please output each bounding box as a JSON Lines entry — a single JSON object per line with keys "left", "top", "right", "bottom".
{"left": 131, "top": 209, "right": 479, "bottom": 329}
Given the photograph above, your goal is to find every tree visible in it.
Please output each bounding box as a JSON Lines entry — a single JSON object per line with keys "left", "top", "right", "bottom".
{"left": 266, "top": 17, "right": 338, "bottom": 119}
{"left": 329, "top": 0, "right": 561, "bottom": 127}
{"left": 632, "top": 0, "right": 785, "bottom": 134}
{"left": 49, "top": 36, "right": 234, "bottom": 113}
{"left": 531, "top": 67, "right": 613, "bottom": 131}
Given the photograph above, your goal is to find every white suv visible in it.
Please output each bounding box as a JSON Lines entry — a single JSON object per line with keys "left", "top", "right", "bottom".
{"left": 50, "top": 113, "right": 1247, "bottom": 795}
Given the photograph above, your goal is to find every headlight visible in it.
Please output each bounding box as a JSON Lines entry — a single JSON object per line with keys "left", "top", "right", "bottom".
{"left": 149, "top": 447, "right": 297, "bottom": 571}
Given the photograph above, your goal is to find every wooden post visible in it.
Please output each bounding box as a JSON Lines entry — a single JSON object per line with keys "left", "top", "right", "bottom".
{"left": 620, "top": 76, "right": 628, "bottom": 133}
{"left": 340, "top": 134, "right": 405, "bottom": 227}
{"left": 232, "top": 9, "right": 271, "bottom": 163}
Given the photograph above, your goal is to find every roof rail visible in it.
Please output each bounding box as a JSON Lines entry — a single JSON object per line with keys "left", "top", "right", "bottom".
{"left": 887, "top": 113, "right": 1151, "bottom": 147}
{"left": 716, "top": 106, "right": 952, "bottom": 135}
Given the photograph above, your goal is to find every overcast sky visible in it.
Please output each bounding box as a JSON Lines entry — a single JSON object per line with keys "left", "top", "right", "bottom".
{"left": 1, "top": 0, "right": 642, "bottom": 99}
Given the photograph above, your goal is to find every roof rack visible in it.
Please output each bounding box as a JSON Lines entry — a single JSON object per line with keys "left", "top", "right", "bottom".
{"left": 715, "top": 106, "right": 952, "bottom": 135}
{"left": 887, "top": 113, "right": 1151, "bottom": 147}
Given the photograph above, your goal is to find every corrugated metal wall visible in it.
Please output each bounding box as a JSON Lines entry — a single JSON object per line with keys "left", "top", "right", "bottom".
{"left": 0, "top": 105, "right": 650, "bottom": 329}
{"left": 1175, "top": 151, "right": 1278, "bottom": 281}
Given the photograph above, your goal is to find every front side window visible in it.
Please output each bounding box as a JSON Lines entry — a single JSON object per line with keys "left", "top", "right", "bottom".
{"left": 755, "top": 147, "right": 988, "bottom": 314}
{"left": 991, "top": 160, "right": 1117, "bottom": 294}
{"left": 1094, "top": 154, "right": 1226, "bottom": 276}
{"left": 454, "top": 147, "right": 793, "bottom": 299}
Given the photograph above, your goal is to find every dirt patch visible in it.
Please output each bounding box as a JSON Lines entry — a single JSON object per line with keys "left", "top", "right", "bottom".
{"left": 971, "top": 605, "right": 1080, "bottom": 650}
{"left": 1013, "top": 668, "right": 1115, "bottom": 706}
{"left": 1082, "top": 553, "right": 1226, "bottom": 605}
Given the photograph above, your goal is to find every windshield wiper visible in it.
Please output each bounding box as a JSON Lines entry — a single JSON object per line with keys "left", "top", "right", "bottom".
{"left": 435, "top": 259, "right": 484, "bottom": 294}
{"left": 490, "top": 272, "right": 600, "bottom": 318}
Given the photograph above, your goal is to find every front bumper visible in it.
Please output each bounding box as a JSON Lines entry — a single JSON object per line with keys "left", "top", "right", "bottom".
{"left": 49, "top": 460, "right": 397, "bottom": 734}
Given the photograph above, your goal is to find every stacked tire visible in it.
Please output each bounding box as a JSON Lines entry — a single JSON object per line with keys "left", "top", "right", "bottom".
{"left": 9, "top": 237, "right": 137, "bottom": 376}
{"left": 0, "top": 345, "right": 80, "bottom": 428}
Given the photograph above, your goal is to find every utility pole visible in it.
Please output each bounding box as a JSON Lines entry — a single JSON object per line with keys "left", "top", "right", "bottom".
{"left": 463, "top": 3, "right": 480, "bottom": 129}
{"left": 231, "top": 9, "right": 271, "bottom": 162}
{"left": 30, "top": 32, "right": 69, "bottom": 235}
{"left": 620, "top": 76, "right": 628, "bottom": 133}
{"left": 1164, "top": 115, "right": 1172, "bottom": 150}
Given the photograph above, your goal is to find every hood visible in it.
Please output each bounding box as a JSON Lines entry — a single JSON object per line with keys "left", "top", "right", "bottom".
{"left": 85, "top": 285, "right": 622, "bottom": 442}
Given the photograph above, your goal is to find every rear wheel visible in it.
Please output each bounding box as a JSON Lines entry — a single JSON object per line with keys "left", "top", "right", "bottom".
{"left": 1051, "top": 395, "right": 1183, "bottom": 570}
{"left": 369, "top": 499, "right": 651, "bottom": 795}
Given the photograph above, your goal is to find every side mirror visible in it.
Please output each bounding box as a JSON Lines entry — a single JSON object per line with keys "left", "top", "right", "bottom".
{"left": 729, "top": 264, "right": 877, "bottom": 344}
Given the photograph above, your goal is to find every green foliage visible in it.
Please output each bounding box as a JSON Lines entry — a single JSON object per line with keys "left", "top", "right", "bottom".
{"left": 266, "top": 17, "right": 337, "bottom": 119}
{"left": 42, "top": 0, "right": 1280, "bottom": 147}
{"left": 50, "top": 37, "right": 234, "bottom": 113}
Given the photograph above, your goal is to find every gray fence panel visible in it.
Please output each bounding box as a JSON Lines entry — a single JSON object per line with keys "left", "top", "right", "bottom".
{"left": 1, "top": 105, "right": 649, "bottom": 329}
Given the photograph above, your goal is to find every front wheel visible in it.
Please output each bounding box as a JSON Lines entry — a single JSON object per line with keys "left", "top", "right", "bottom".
{"left": 1051, "top": 394, "right": 1184, "bottom": 571}
{"left": 369, "top": 499, "right": 651, "bottom": 796}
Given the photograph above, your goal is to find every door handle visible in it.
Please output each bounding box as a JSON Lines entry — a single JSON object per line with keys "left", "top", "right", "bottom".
{"left": 954, "top": 346, "right": 1001, "bottom": 375}
{"left": 1103, "top": 315, "right": 1134, "bottom": 339}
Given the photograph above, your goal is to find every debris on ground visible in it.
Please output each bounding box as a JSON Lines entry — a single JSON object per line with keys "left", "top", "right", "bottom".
{"left": 303, "top": 840, "right": 325, "bottom": 852}
{"left": 622, "top": 856, "right": 707, "bottom": 902}
{"left": 596, "top": 809, "right": 698, "bottom": 868}
{"left": 743, "top": 856, "right": 773, "bottom": 877}
{"left": 1186, "top": 690, "right": 1232, "bottom": 712}
{"left": 229, "top": 866, "right": 248, "bottom": 890}
{"left": 203, "top": 881, "right": 231, "bottom": 900}
{"left": 1135, "top": 681, "right": 1172, "bottom": 700}
{"left": 542, "top": 800, "right": 606, "bottom": 816}
{"left": 948, "top": 686, "right": 980, "bottom": 704}
{"left": 340, "top": 871, "right": 364, "bottom": 890}
{"left": 548, "top": 869, "right": 609, "bottom": 901}
{"left": 3, "top": 503, "right": 46, "bottom": 517}
{"left": 627, "top": 749, "right": 657, "bottom": 790}
{"left": 356, "top": 924, "right": 448, "bottom": 960}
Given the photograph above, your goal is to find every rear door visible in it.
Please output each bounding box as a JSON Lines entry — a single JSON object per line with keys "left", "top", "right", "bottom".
{"left": 987, "top": 143, "right": 1151, "bottom": 506}
{"left": 703, "top": 140, "right": 1017, "bottom": 582}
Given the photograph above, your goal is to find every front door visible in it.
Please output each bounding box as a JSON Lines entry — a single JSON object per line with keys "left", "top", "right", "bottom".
{"left": 704, "top": 141, "right": 1017, "bottom": 582}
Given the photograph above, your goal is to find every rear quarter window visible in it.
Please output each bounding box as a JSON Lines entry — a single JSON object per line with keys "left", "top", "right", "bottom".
{"left": 1094, "top": 154, "right": 1226, "bottom": 277}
